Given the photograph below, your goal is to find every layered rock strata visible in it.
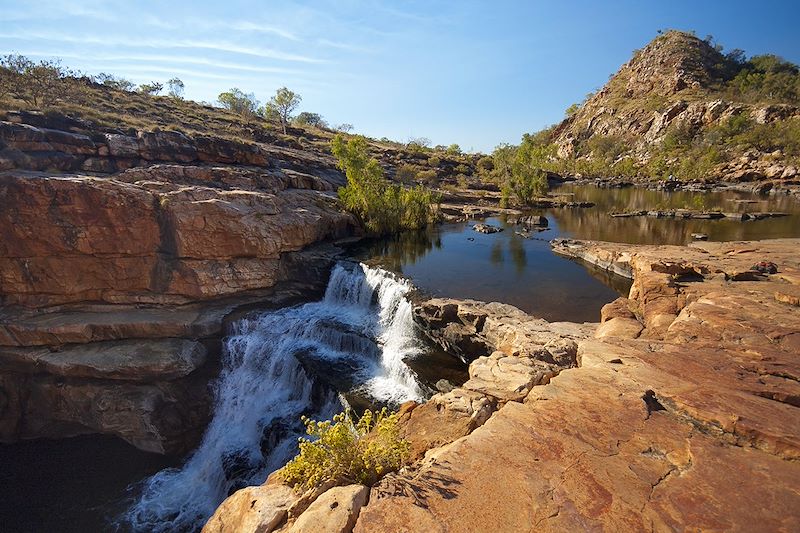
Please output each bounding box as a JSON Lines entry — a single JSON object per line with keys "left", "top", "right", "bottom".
{"left": 0, "top": 117, "right": 356, "bottom": 453}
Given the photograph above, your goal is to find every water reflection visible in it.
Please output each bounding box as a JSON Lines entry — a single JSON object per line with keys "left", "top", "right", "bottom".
{"left": 550, "top": 184, "right": 800, "bottom": 244}
{"left": 360, "top": 229, "right": 442, "bottom": 273}
{"left": 350, "top": 185, "right": 799, "bottom": 322}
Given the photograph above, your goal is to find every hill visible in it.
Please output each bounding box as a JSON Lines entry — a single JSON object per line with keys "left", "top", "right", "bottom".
{"left": 548, "top": 30, "right": 800, "bottom": 185}
{"left": 0, "top": 60, "right": 480, "bottom": 185}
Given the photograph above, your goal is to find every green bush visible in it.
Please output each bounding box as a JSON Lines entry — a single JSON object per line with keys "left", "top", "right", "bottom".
{"left": 476, "top": 156, "right": 494, "bottom": 173}
{"left": 395, "top": 163, "right": 418, "bottom": 184}
{"left": 416, "top": 169, "right": 438, "bottom": 185}
{"left": 446, "top": 143, "right": 462, "bottom": 155}
{"left": 333, "top": 135, "right": 439, "bottom": 234}
{"left": 426, "top": 155, "right": 441, "bottom": 167}
{"left": 280, "top": 409, "right": 410, "bottom": 491}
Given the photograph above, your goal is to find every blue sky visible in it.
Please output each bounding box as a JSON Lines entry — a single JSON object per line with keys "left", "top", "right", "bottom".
{"left": 2, "top": 0, "right": 799, "bottom": 152}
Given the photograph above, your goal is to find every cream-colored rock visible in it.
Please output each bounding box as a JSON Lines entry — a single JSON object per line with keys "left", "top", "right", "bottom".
{"left": 397, "top": 389, "right": 496, "bottom": 460}
{"left": 0, "top": 338, "right": 205, "bottom": 380}
{"left": 594, "top": 317, "right": 643, "bottom": 338}
{"left": 203, "top": 484, "right": 299, "bottom": 533}
{"left": 289, "top": 484, "right": 368, "bottom": 533}
{"left": 464, "top": 350, "right": 558, "bottom": 402}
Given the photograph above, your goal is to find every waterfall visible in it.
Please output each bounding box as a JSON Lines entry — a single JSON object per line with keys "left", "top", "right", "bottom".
{"left": 124, "top": 263, "right": 426, "bottom": 532}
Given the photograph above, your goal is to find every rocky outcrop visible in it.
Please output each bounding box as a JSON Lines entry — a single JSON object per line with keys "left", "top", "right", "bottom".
{"left": 551, "top": 31, "right": 800, "bottom": 185}
{"left": 203, "top": 483, "right": 300, "bottom": 533}
{"left": 351, "top": 238, "right": 800, "bottom": 531}
{"left": 0, "top": 119, "right": 342, "bottom": 177}
{"left": 202, "top": 238, "right": 800, "bottom": 531}
{"left": 0, "top": 115, "right": 358, "bottom": 452}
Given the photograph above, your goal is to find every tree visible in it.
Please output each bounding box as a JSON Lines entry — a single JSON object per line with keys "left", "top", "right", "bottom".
{"left": 217, "top": 88, "right": 259, "bottom": 116}
{"left": 565, "top": 103, "right": 580, "bottom": 117}
{"left": 407, "top": 137, "right": 431, "bottom": 152}
{"left": 167, "top": 77, "right": 184, "bottom": 98}
{"left": 94, "top": 72, "right": 135, "bottom": 91}
{"left": 446, "top": 143, "right": 461, "bottom": 155}
{"left": 265, "top": 87, "right": 301, "bottom": 134}
{"left": 294, "top": 111, "right": 326, "bottom": 128}
{"left": 512, "top": 137, "right": 553, "bottom": 203}
{"left": 138, "top": 81, "right": 163, "bottom": 95}
{"left": 491, "top": 143, "right": 517, "bottom": 184}
{"left": 1, "top": 54, "right": 72, "bottom": 107}
{"left": 332, "top": 134, "right": 438, "bottom": 235}
{"left": 335, "top": 123, "right": 354, "bottom": 133}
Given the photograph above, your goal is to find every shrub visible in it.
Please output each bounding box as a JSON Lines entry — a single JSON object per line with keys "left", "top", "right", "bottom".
{"left": 280, "top": 409, "right": 410, "bottom": 491}
{"left": 217, "top": 88, "right": 259, "bottom": 116}
{"left": 1, "top": 54, "right": 75, "bottom": 107}
{"left": 406, "top": 137, "right": 431, "bottom": 152}
{"left": 427, "top": 155, "right": 441, "bottom": 167}
{"left": 476, "top": 156, "right": 494, "bottom": 173}
{"left": 416, "top": 169, "right": 438, "bottom": 185}
{"left": 446, "top": 143, "right": 461, "bottom": 155}
{"left": 333, "top": 134, "right": 439, "bottom": 234}
{"left": 294, "top": 111, "right": 327, "bottom": 128}
{"left": 395, "top": 164, "right": 418, "bottom": 184}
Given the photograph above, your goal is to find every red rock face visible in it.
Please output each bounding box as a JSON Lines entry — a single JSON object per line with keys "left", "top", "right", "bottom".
{"left": 0, "top": 170, "right": 353, "bottom": 307}
{"left": 0, "top": 118, "right": 357, "bottom": 453}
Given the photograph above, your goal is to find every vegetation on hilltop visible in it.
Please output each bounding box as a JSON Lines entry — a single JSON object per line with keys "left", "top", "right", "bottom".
{"left": 0, "top": 53, "right": 485, "bottom": 213}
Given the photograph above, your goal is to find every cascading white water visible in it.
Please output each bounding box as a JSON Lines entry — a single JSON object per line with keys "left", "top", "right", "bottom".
{"left": 124, "top": 263, "right": 426, "bottom": 532}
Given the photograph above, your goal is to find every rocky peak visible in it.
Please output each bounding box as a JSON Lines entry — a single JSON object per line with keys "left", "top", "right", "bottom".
{"left": 612, "top": 30, "right": 724, "bottom": 99}
{"left": 551, "top": 31, "right": 800, "bottom": 183}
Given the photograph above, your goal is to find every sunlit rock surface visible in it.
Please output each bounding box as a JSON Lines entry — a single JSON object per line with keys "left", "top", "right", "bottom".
{"left": 352, "top": 238, "right": 800, "bottom": 531}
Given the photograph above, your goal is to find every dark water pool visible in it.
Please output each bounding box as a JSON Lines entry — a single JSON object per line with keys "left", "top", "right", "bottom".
{"left": 0, "top": 435, "right": 178, "bottom": 533}
{"left": 550, "top": 183, "right": 800, "bottom": 244}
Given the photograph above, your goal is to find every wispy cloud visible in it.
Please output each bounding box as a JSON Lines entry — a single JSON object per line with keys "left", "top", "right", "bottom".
{"left": 109, "top": 65, "right": 236, "bottom": 80}
{"left": 0, "top": 31, "right": 326, "bottom": 63}
{"left": 226, "top": 21, "right": 300, "bottom": 41}
{"left": 21, "top": 51, "right": 309, "bottom": 75}
{"left": 1, "top": 0, "right": 118, "bottom": 23}
{"left": 315, "top": 38, "right": 371, "bottom": 53}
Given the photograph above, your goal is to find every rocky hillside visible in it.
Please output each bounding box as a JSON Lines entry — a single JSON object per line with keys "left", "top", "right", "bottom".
{"left": 551, "top": 30, "right": 800, "bottom": 185}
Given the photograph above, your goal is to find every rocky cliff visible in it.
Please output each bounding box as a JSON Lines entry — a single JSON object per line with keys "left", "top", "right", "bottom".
{"left": 551, "top": 31, "right": 800, "bottom": 187}
{"left": 207, "top": 237, "right": 800, "bottom": 531}
{"left": 0, "top": 112, "right": 357, "bottom": 453}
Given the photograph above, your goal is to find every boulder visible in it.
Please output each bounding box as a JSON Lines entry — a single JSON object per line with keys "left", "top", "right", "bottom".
{"left": 137, "top": 130, "right": 197, "bottom": 162}
{"left": 472, "top": 223, "right": 502, "bottom": 234}
{"left": 289, "top": 484, "right": 369, "bottom": 533}
{"left": 203, "top": 484, "right": 299, "bottom": 533}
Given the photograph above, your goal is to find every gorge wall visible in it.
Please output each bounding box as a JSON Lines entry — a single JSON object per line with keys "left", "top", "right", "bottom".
{"left": 0, "top": 114, "right": 357, "bottom": 453}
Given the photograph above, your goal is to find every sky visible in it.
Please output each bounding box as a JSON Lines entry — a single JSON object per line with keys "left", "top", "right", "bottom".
{"left": 2, "top": 0, "right": 799, "bottom": 152}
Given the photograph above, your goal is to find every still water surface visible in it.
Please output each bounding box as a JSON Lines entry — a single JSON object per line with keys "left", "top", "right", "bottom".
{"left": 352, "top": 184, "right": 800, "bottom": 322}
